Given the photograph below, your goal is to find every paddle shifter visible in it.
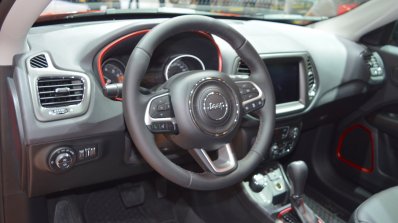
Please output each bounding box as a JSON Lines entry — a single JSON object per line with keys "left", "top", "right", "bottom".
{"left": 286, "top": 161, "right": 317, "bottom": 223}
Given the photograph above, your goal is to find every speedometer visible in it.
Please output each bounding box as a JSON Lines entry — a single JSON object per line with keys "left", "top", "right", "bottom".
{"left": 164, "top": 54, "right": 205, "bottom": 80}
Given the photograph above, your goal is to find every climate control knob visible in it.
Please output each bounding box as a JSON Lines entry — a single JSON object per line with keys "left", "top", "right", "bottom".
{"left": 48, "top": 147, "right": 76, "bottom": 172}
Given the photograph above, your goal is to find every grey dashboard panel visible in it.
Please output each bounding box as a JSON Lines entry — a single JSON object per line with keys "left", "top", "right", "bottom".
{"left": 14, "top": 18, "right": 377, "bottom": 196}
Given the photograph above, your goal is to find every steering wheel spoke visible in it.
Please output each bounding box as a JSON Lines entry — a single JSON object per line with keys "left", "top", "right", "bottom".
{"left": 144, "top": 92, "right": 178, "bottom": 134}
{"left": 189, "top": 144, "right": 237, "bottom": 176}
{"left": 234, "top": 79, "right": 265, "bottom": 114}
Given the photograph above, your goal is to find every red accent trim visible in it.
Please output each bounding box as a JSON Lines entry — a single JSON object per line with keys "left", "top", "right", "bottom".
{"left": 97, "top": 30, "right": 223, "bottom": 101}
{"left": 97, "top": 29, "right": 150, "bottom": 88}
{"left": 336, "top": 124, "right": 375, "bottom": 173}
{"left": 277, "top": 206, "right": 292, "bottom": 219}
{"left": 195, "top": 31, "right": 223, "bottom": 72}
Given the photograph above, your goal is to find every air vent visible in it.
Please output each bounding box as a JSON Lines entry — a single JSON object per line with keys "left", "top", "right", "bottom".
{"left": 237, "top": 60, "right": 251, "bottom": 75}
{"left": 30, "top": 54, "right": 48, "bottom": 68}
{"left": 306, "top": 57, "right": 315, "bottom": 89}
{"left": 362, "top": 51, "right": 383, "bottom": 77}
{"left": 306, "top": 57, "right": 316, "bottom": 99}
{"left": 37, "top": 77, "right": 84, "bottom": 108}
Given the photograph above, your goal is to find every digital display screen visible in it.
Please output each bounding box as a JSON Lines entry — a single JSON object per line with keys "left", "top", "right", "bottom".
{"left": 265, "top": 59, "right": 300, "bottom": 104}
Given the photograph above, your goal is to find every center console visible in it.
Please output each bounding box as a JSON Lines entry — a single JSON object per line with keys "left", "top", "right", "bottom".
{"left": 240, "top": 162, "right": 324, "bottom": 223}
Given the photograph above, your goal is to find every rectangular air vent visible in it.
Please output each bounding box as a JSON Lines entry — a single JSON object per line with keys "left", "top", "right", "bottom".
{"left": 306, "top": 57, "right": 315, "bottom": 90}
{"left": 37, "top": 77, "right": 84, "bottom": 108}
{"left": 30, "top": 54, "right": 48, "bottom": 68}
{"left": 236, "top": 60, "right": 251, "bottom": 75}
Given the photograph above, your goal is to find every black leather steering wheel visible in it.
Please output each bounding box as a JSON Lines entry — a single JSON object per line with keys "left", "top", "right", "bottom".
{"left": 123, "top": 15, "right": 275, "bottom": 190}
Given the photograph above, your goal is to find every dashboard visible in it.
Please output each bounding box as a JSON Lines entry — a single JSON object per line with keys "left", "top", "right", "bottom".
{"left": 7, "top": 18, "right": 385, "bottom": 197}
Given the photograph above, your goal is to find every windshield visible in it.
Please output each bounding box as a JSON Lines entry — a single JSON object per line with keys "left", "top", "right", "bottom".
{"left": 39, "top": 0, "right": 370, "bottom": 24}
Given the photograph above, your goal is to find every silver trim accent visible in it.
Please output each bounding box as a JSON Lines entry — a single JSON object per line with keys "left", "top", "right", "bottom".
{"left": 276, "top": 102, "right": 305, "bottom": 115}
{"left": 192, "top": 143, "right": 237, "bottom": 175}
{"left": 235, "top": 80, "right": 264, "bottom": 107}
{"left": 164, "top": 54, "right": 205, "bottom": 80}
{"left": 144, "top": 92, "right": 176, "bottom": 126}
{"left": 26, "top": 52, "right": 91, "bottom": 122}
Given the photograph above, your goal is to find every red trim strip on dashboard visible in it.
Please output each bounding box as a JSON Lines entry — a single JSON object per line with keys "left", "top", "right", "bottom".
{"left": 336, "top": 124, "right": 375, "bottom": 173}
{"left": 97, "top": 29, "right": 150, "bottom": 88}
{"left": 97, "top": 30, "right": 223, "bottom": 101}
{"left": 196, "top": 31, "right": 223, "bottom": 72}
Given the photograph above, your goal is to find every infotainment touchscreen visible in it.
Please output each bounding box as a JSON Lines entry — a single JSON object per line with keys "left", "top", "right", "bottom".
{"left": 264, "top": 59, "right": 300, "bottom": 104}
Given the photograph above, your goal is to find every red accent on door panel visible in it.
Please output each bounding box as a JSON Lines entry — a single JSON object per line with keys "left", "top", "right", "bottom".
{"left": 336, "top": 124, "right": 375, "bottom": 173}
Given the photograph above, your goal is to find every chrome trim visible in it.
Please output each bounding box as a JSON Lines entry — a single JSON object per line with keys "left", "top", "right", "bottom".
{"left": 164, "top": 54, "right": 205, "bottom": 80}
{"left": 235, "top": 80, "right": 264, "bottom": 107}
{"left": 276, "top": 102, "right": 305, "bottom": 115}
{"left": 193, "top": 143, "right": 237, "bottom": 175}
{"left": 144, "top": 92, "right": 176, "bottom": 126}
{"left": 26, "top": 52, "right": 91, "bottom": 122}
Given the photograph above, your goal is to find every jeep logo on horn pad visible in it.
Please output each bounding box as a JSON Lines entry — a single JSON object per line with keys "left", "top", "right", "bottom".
{"left": 203, "top": 92, "right": 229, "bottom": 121}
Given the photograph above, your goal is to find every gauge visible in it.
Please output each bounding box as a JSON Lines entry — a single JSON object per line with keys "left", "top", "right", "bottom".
{"left": 164, "top": 54, "right": 205, "bottom": 80}
{"left": 102, "top": 58, "right": 125, "bottom": 85}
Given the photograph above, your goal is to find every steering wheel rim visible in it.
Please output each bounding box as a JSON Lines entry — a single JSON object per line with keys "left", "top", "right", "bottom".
{"left": 123, "top": 15, "right": 275, "bottom": 190}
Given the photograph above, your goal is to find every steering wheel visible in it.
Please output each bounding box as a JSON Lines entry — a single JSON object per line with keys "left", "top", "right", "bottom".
{"left": 123, "top": 15, "right": 275, "bottom": 190}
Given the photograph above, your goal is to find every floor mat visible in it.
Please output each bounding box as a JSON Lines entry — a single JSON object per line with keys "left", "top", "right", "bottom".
{"left": 305, "top": 186, "right": 351, "bottom": 222}
{"left": 84, "top": 187, "right": 156, "bottom": 223}
{"left": 304, "top": 195, "right": 346, "bottom": 223}
{"left": 83, "top": 182, "right": 204, "bottom": 223}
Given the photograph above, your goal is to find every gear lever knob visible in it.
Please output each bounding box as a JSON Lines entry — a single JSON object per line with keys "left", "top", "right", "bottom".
{"left": 287, "top": 160, "right": 308, "bottom": 198}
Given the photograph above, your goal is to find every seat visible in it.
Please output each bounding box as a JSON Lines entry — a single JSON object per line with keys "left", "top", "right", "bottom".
{"left": 349, "top": 186, "right": 398, "bottom": 223}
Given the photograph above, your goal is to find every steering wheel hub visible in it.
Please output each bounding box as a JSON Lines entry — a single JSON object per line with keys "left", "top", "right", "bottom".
{"left": 189, "top": 78, "right": 240, "bottom": 136}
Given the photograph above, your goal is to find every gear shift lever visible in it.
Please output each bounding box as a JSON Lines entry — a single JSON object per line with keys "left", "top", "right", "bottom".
{"left": 287, "top": 160, "right": 308, "bottom": 199}
{"left": 286, "top": 161, "right": 317, "bottom": 223}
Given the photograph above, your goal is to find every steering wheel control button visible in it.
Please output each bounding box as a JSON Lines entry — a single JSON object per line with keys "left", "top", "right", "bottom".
{"left": 243, "top": 99, "right": 264, "bottom": 114}
{"left": 149, "top": 95, "right": 173, "bottom": 119}
{"left": 48, "top": 147, "right": 76, "bottom": 172}
{"left": 203, "top": 92, "right": 229, "bottom": 121}
{"left": 237, "top": 82, "right": 259, "bottom": 101}
{"left": 149, "top": 122, "right": 177, "bottom": 134}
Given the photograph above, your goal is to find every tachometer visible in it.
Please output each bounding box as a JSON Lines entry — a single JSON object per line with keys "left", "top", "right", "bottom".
{"left": 164, "top": 55, "right": 205, "bottom": 80}
{"left": 102, "top": 58, "right": 125, "bottom": 84}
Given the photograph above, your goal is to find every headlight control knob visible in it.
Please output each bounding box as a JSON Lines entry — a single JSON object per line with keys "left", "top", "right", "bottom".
{"left": 48, "top": 147, "right": 76, "bottom": 172}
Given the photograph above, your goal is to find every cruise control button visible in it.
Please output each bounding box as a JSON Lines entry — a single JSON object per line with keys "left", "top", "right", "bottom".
{"left": 149, "top": 95, "right": 173, "bottom": 118}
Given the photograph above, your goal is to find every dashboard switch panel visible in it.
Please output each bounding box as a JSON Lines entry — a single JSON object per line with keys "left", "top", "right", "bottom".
{"left": 48, "top": 144, "right": 99, "bottom": 172}
{"left": 270, "top": 122, "right": 302, "bottom": 159}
